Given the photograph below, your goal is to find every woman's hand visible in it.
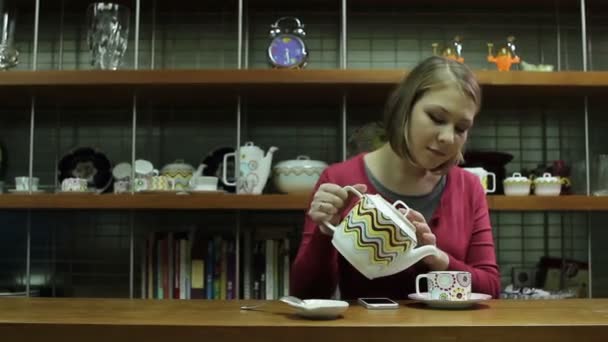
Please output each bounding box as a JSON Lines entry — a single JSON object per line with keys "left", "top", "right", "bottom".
{"left": 402, "top": 209, "right": 450, "bottom": 271}
{"left": 308, "top": 183, "right": 367, "bottom": 235}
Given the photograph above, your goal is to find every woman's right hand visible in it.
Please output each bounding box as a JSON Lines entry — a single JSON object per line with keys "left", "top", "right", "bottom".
{"left": 308, "top": 183, "right": 367, "bottom": 235}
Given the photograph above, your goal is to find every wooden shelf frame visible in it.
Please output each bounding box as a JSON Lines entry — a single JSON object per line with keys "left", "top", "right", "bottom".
{"left": 1, "top": 69, "right": 607, "bottom": 91}
{"left": 0, "top": 193, "right": 606, "bottom": 211}
{"left": 1, "top": 69, "right": 605, "bottom": 106}
{"left": 3, "top": 69, "right": 608, "bottom": 88}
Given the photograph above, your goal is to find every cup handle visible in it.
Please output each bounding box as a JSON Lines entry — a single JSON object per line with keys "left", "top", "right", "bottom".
{"left": 321, "top": 185, "right": 363, "bottom": 232}
{"left": 392, "top": 200, "right": 410, "bottom": 217}
{"left": 487, "top": 172, "right": 496, "bottom": 193}
{"left": 222, "top": 152, "right": 236, "bottom": 186}
{"left": 416, "top": 274, "right": 430, "bottom": 296}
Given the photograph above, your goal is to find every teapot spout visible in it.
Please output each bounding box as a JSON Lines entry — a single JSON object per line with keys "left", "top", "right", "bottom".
{"left": 383, "top": 245, "right": 440, "bottom": 277}
{"left": 265, "top": 146, "right": 278, "bottom": 159}
{"left": 261, "top": 146, "right": 279, "bottom": 171}
{"left": 193, "top": 163, "right": 206, "bottom": 178}
{"left": 410, "top": 245, "right": 439, "bottom": 262}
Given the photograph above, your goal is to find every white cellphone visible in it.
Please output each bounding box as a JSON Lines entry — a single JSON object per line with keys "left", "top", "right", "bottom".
{"left": 357, "top": 297, "right": 399, "bottom": 310}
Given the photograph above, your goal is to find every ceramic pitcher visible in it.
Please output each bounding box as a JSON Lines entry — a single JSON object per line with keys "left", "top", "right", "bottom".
{"left": 222, "top": 141, "right": 278, "bottom": 194}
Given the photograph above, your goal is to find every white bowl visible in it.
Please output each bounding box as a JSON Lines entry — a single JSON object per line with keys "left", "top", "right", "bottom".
{"left": 533, "top": 173, "right": 562, "bottom": 196}
{"left": 190, "top": 176, "right": 218, "bottom": 191}
{"left": 503, "top": 172, "right": 531, "bottom": 196}
{"left": 273, "top": 156, "right": 327, "bottom": 194}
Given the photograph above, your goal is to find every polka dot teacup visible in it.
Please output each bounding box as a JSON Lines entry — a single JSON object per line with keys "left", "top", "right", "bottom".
{"left": 416, "top": 271, "right": 472, "bottom": 301}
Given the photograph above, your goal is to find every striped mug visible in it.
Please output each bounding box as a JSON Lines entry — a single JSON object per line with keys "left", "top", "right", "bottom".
{"left": 323, "top": 186, "right": 438, "bottom": 279}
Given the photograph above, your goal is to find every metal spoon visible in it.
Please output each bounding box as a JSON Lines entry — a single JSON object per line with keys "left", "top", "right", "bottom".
{"left": 240, "top": 295, "right": 306, "bottom": 311}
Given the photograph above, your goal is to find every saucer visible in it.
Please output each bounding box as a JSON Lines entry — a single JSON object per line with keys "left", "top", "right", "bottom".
{"left": 285, "top": 299, "right": 349, "bottom": 319}
{"left": 408, "top": 292, "right": 491, "bottom": 309}
{"left": 8, "top": 189, "right": 45, "bottom": 194}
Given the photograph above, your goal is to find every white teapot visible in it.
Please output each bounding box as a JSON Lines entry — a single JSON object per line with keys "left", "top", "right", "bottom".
{"left": 222, "top": 141, "right": 278, "bottom": 194}
{"left": 324, "top": 186, "right": 439, "bottom": 279}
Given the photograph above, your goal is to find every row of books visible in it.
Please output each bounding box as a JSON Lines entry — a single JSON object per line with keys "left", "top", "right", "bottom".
{"left": 141, "top": 230, "right": 292, "bottom": 300}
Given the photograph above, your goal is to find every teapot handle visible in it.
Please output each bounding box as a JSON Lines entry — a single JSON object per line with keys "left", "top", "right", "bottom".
{"left": 392, "top": 200, "right": 410, "bottom": 217}
{"left": 321, "top": 185, "right": 364, "bottom": 232}
{"left": 222, "top": 152, "right": 236, "bottom": 186}
{"left": 321, "top": 221, "right": 337, "bottom": 232}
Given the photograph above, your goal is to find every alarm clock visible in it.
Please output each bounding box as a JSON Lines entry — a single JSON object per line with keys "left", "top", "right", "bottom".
{"left": 268, "top": 17, "right": 308, "bottom": 69}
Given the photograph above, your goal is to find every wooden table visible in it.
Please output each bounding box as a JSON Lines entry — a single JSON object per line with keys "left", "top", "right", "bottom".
{"left": 1, "top": 298, "right": 607, "bottom": 342}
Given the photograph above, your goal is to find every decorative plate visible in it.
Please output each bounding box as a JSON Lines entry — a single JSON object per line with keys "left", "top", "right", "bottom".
{"left": 58, "top": 147, "right": 112, "bottom": 194}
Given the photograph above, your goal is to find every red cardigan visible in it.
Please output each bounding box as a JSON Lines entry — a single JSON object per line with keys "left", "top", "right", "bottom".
{"left": 290, "top": 153, "right": 501, "bottom": 300}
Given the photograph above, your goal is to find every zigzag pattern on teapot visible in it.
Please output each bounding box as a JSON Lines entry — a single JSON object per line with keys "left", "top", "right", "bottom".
{"left": 163, "top": 170, "right": 192, "bottom": 178}
{"left": 342, "top": 196, "right": 411, "bottom": 265}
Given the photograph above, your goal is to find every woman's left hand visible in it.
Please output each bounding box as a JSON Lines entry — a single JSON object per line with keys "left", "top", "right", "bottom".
{"left": 401, "top": 209, "right": 450, "bottom": 271}
{"left": 405, "top": 210, "right": 436, "bottom": 247}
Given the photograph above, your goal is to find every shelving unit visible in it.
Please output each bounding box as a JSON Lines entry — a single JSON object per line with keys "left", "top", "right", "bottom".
{"left": 0, "top": 0, "right": 606, "bottom": 300}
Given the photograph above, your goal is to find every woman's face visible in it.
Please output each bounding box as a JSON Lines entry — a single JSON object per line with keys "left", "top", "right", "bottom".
{"left": 407, "top": 83, "right": 477, "bottom": 170}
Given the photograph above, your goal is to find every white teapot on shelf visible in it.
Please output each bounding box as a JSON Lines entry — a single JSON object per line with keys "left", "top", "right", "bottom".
{"left": 222, "top": 141, "right": 278, "bottom": 194}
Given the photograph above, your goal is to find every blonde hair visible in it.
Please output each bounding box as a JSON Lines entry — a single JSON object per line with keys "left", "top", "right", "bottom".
{"left": 383, "top": 56, "right": 481, "bottom": 174}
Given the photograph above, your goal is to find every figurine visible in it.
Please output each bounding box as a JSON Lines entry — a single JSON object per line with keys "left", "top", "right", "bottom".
{"left": 432, "top": 36, "right": 464, "bottom": 63}
{"left": 488, "top": 36, "right": 519, "bottom": 71}
{"left": 487, "top": 36, "right": 520, "bottom": 71}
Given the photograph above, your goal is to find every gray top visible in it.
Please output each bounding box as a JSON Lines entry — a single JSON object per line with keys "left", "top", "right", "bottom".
{"left": 364, "top": 164, "right": 446, "bottom": 222}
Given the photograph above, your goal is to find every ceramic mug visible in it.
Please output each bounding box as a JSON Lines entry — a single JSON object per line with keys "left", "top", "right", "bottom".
{"left": 134, "top": 159, "right": 158, "bottom": 177}
{"left": 149, "top": 176, "right": 175, "bottom": 191}
{"left": 323, "top": 186, "right": 438, "bottom": 280}
{"left": 416, "top": 271, "right": 472, "bottom": 301}
{"left": 133, "top": 177, "right": 149, "bottom": 192}
{"left": 463, "top": 167, "right": 496, "bottom": 193}
{"left": 15, "top": 177, "right": 39, "bottom": 191}
{"left": 61, "top": 178, "right": 88, "bottom": 192}
{"left": 113, "top": 180, "right": 130, "bottom": 193}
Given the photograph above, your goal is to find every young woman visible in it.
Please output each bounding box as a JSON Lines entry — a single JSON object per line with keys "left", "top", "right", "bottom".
{"left": 290, "top": 56, "right": 501, "bottom": 300}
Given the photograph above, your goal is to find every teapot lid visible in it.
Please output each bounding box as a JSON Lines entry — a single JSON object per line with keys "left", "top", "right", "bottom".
{"left": 241, "top": 141, "right": 259, "bottom": 148}
{"left": 363, "top": 193, "right": 417, "bottom": 242}
{"left": 161, "top": 159, "right": 194, "bottom": 172}
{"left": 533, "top": 172, "right": 561, "bottom": 184}
{"left": 503, "top": 172, "right": 531, "bottom": 184}
{"left": 274, "top": 155, "right": 328, "bottom": 169}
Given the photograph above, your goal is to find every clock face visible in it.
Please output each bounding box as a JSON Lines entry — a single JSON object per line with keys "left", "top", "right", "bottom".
{"left": 268, "top": 34, "right": 307, "bottom": 68}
